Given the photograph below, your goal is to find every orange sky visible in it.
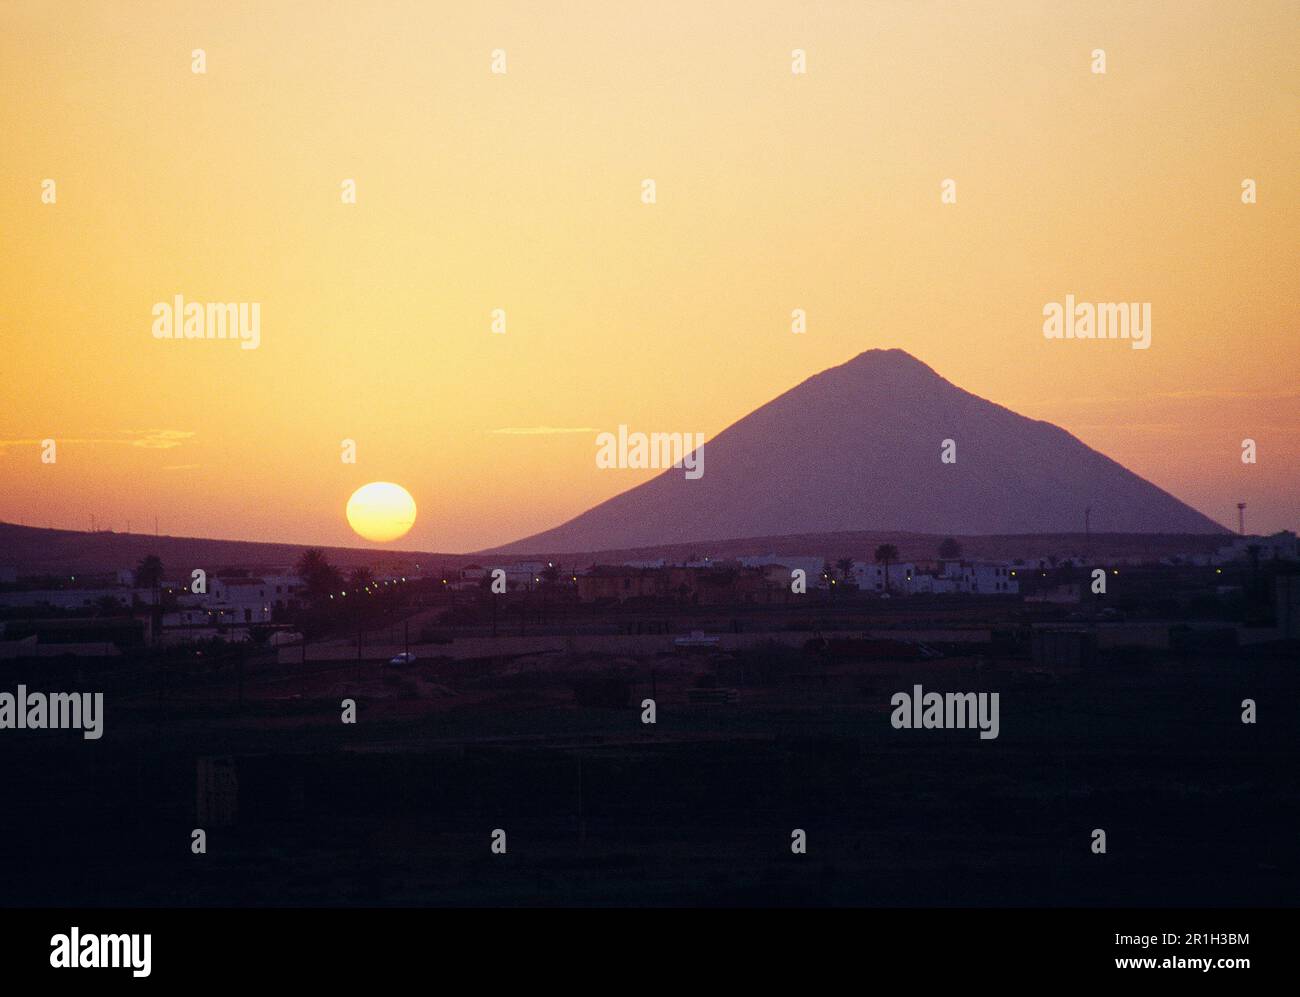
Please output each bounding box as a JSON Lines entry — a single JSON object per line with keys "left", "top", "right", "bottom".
{"left": 1, "top": 0, "right": 1296, "bottom": 552}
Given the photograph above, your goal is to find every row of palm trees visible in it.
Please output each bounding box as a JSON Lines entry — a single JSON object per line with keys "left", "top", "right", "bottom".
{"left": 295, "top": 549, "right": 384, "bottom": 599}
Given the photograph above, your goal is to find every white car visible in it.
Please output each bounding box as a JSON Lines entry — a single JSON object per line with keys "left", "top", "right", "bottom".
{"left": 673, "top": 631, "right": 720, "bottom": 648}
{"left": 387, "top": 652, "right": 417, "bottom": 665}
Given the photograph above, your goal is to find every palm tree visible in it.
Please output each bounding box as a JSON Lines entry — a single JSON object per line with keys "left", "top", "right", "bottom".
{"left": 135, "top": 554, "right": 163, "bottom": 604}
{"left": 836, "top": 557, "right": 855, "bottom": 589}
{"left": 296, "top": 549, "right": 342, "bottom": 599}
{"left": 348, "top": 567, "right": 375, "bottom": 591}
{"left": 874, "top": 544, "right": 899, "bottom": 594}
{"left": 296, "top": 548, "right": 327, "bottom": 587}
{"left": 135, "top": 554, "right": 163, "bottom": 588}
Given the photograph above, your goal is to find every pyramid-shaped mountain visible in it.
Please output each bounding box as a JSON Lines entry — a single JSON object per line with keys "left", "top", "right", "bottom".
{"left": 494, "top": 349, "right": 1226, "bottom": 553}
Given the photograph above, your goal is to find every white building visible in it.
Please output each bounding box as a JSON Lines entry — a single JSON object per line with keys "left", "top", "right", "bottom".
{"left": 507, "top": 562, "right": 551, "bottom": 588}
{"left": 461, "top": 562, "right": 555, "bottom": 590}
{"left": 260, "top": 572, "right": 303, "bottom": 611}
{"left": 163, "top": 606, "right": 212, "bottom": 627}
{"left": 1213, "top": 531, "right": 1299, "bottom": 564}
{"left": 852, "top": 562, "right": 920, "bottom": 593}
{"left": 0, "top": 587, "right": 148, "bottom": 609}
{"left": 206, "top": 576, "right": 273, "bottom": 624}
{"left": 941, "top": 561, "right": 1019, "bottom": 594}
{"left": 845, "top": 559, "right": 1019, "bottom": 596}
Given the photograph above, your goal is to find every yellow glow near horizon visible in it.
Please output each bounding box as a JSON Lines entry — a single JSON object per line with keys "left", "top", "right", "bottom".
{"left": 0, "top": 1, "right": 1295, "bottom": 551}
{"left": 346, "top": 483, "right": 417, "bottom": 543}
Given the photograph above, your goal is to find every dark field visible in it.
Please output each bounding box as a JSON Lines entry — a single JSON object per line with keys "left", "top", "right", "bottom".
{"left": 2, "top": 634, "right": 1295, "bottom": 907}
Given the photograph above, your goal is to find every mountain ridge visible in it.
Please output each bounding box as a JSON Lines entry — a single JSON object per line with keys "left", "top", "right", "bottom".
{"left": 491, "top": 348, "right": 1227, "bottom": 553}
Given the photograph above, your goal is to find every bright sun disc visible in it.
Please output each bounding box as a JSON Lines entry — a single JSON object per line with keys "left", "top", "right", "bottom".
{"left": 346, "top": 482, "right": 417, "bottom": 543}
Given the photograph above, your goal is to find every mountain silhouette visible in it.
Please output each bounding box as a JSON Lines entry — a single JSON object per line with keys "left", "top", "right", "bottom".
{"left": 494, "top": 349, "right": 1226, "bottom": 553}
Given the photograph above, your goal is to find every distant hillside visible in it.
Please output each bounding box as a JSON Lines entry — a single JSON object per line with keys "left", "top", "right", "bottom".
{"left": 0, "top": 522, "right": 1231, "bottom": 576}
{"left": 0, "top": 522, "right": 460, "bottom": 576}
{"left": 495, "top": 349, "right": 1229, "bottom": 553}
{"left": 483, "top": 530, "right": 1231, "bottom": 568}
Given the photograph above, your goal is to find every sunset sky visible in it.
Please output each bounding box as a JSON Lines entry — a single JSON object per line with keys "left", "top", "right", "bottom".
{"left": 2, "top": 0, "right": 1295, "bottom": 552}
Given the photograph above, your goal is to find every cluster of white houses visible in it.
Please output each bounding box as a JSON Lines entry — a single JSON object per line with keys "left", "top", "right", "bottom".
{"left": 556, "top": 555, "right": 1021, "bottom": 604}
{"left": 849, "top": 559, "right": 1017, "bottom": 595}
{"left": 0, "top": 571, "right": 306, "bottom": 644}
{"left": 0, "top": 531, "right": 1294, "bottom": 643}
{"left": 441, "top": 555, "right": 1019, "bottom": 603}
{"left": 161, "top": 573, "right": 304, "bottom": 631}
{"left": 157, "top": 567, "right": 410, "bottom": 638}
{"left": 1193, "top": 531, "right": 1299, "bottom": 565}
{"left": 545, "top": 531, "right": 1294, "bottom": 604}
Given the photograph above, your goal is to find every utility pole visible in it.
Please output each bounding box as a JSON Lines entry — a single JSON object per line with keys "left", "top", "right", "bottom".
{"left": 1084, "top": 507, "right": 1091, "bottom": 555}
{"left": 1237, "top": 502, "right": 1246, "bottom": 536}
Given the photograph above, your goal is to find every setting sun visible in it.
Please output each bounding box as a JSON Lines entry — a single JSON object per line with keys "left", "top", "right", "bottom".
{"left": 345, "top": 482, "right": 417, "bottom": 543}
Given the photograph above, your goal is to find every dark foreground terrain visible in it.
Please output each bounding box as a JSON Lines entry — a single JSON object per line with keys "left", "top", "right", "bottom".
{"left": 1, "top": 635, "right": 1295, "bottom": 907}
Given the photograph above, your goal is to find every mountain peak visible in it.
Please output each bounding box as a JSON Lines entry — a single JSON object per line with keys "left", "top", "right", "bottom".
{"left": 493, "top": 351, "right": 1225, "bottom": 552}
{"left": 840, "top": 348, "right": 937, "bottom": 375}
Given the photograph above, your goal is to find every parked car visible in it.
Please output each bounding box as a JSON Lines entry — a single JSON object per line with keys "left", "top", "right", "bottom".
{"left": 387, "top": 652, "right": 417, "bottom": 665}
{"left": 674, "top": 631, "right": 720, "bottom": 648}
